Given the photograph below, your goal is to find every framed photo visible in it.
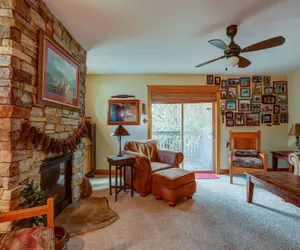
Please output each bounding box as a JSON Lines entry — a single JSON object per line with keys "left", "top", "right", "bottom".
{"left": 215, "top": 76, "right": 221, "bottom": 85}
{"left": 277, "top": 94, "right": 288, "bottom": 104}
{"left": 238, "top": 99, "right": 252, "bottom": 111}
{"left": 108, "top": 99, "right": 140, "bottom": 125}
{"left": 240, "top": 77, "right": 250, "bottom": 87}
{"left": 261, "top": 114, "right": 272, "bottom": 124}
{"left": 273, "top": 105, "right": 280, "bottom": 114}
{"left": 37, "top": 30, "right": 80, "bottom": 109}
{"left": 234, "top": 113, "right": 244, "bottom": 126}
{"left": 263, "top": 76, "right": 271, "bottom": 86}
{"left": 262, "top": 95, "right": 276, "bottom": 104}
{"left": 226, "top": 119, "right": 234, "bottom": 127}
{"left": 226, "top": 100, "right": 236, "bottom": 110}
{"left": 252, "top": 76, "right": 262, "bottom": 83}
{"left": 273, "top": 114, "right": 280, "bottom": 125}
{"left": 227, "top": 86, "right": 237, "bottom": 99}
{"left": 246, "top": 113, "right": 260, "bottom": 126}
{"left": 280, "top": 105, "right": 288, "bottom": 113}
{"left": 252, "top": 83, "right": 262, "bottom": 94}
{"left": 220, "top": 90, "right": 227, "bottom": 99}
{"left": 228, "top": 78, "right": 240, "bottom": 85}
{"left": 252, "top": 94, "right": 262, "bottom": 103}
{"left": 274, "top": 81, "right": 287, "bottom": 94}
{"left": 262, "top": 105, "right": 273, "bottom": 113}
{"left": 240, "top": 88, "right": 251, "bottom": 98}
{"left": 221, "top": 100, "right": 225, "bottom": 110}
{"left": 207, "top": 75, "right": 213, "bottom": 85}
{"left": 252, "top": 104, "right": 261, "bottom": 113}
{"left": 221, "top": 80, "right": 227, "bottom": 89}
{"left": 264, "top": 87, "right": 273, "bottom": 95}
{"left": 226, "top": 111, "right": 234, "bottom": 119}
{"left": 280, "top": 113, "right": 288, "bottom": 123}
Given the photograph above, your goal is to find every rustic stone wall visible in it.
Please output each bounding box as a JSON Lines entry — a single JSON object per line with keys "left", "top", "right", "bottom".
{"left": 0, "top": 0, "right": 87, "bottom": 231}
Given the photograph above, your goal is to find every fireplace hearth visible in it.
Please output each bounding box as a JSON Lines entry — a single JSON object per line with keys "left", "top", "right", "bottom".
{"left": 40, "top": 153, "right": 72, "bottom": 217}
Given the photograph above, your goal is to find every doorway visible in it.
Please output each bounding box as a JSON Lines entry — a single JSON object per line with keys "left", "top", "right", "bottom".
{"left": 151, "top": 103, "right": 214, "bottom": 172}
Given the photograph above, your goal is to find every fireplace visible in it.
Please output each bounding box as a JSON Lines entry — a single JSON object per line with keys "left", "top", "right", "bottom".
{"left": 40, "top": 153, "right": 72, "bottom": 216}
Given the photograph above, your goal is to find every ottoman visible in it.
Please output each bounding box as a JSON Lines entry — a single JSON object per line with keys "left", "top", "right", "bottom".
{"left": 152, "top": 168, "right": 196, "bottom": 207}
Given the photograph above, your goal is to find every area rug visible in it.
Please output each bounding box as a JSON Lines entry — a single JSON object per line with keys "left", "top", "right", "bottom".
{"left": 55, "top": 197, "right": 119, "bottom": 236}
{"left": 195, "top": 173, "right": 220, "bottom": 179}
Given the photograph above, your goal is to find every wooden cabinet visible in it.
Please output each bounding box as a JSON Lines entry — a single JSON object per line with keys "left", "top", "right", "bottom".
{"left": 85, "top": 123, "right": 96, "bottom": 177}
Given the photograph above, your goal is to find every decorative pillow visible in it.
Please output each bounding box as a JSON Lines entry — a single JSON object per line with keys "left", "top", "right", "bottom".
{"left": 233, "top": 149, "right": 258, "bottom": 157}
{"left": 124, "top": 140, "right": 158, "bottom": 162}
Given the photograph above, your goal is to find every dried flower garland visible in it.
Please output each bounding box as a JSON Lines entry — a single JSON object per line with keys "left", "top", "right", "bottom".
{"left": 21, "top": 122, "right": 88, "bottom": 154}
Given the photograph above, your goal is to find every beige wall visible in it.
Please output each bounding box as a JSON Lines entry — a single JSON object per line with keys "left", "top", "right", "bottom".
{"left": 86, "top": 74, "right": 289, "bottom": 171}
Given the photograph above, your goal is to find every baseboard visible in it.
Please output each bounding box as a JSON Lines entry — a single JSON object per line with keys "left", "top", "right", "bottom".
{"left": 95, "top": 169, "right": 116, "bottom": 175}
{"left": 219, "top": 168, "right": 290, "bottom": 175}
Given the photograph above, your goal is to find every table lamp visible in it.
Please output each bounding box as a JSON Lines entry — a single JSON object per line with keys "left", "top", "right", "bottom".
{"left": 288, "top": 124, "right": 300, "bottom": 151}
{"left": 110, "top": 125, "right": 130, "bottom": 157}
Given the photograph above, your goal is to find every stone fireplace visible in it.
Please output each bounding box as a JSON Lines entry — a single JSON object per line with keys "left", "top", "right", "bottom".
{"left": 0, "top": 0, "right": 87, "bottom": 231}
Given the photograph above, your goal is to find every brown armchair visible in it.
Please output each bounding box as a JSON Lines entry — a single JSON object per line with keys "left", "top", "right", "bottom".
{"left": 122, "top": 140, "right": 184, "bottom": 196}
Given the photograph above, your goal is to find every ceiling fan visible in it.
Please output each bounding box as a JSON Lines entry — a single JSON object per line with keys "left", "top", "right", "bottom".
{"left": 195, "top": 25, "right": 285, "bottom": 69}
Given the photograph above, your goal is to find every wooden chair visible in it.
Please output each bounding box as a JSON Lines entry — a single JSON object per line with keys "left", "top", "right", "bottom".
{"left": 229, "top": 130, "right": 268, "bottom": 184}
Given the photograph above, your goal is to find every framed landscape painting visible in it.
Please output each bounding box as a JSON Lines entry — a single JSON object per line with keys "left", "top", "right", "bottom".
{"left": 37, "top": 31, "right": 80, "bottom": 109}
{"left": 108, "top": 100, "right": 140, "bottom": 125}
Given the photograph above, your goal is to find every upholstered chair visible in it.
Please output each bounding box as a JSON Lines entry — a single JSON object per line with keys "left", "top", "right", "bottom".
{"left": 122, "top": 140, "right": 184, "bottom": 196}
{"left": 288, "top": 153, "right": 300, "bottom": 175}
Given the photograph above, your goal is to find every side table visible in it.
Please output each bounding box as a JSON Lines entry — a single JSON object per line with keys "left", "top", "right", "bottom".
{"left": 270, "top": 151, "right": 296, "bottom": 173}
{"left": 107, "top": 156, "right": 135, "bottom": 201}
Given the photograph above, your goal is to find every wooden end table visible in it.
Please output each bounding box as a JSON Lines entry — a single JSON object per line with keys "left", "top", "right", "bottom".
{"left": 107, "top": 156, "right": 135, "bottom": 201}
{"left": 270, "top": 151, "right": 297, "bottom": 173}
{"left": 245, "top": 172, "right": 300, "bottom": 207}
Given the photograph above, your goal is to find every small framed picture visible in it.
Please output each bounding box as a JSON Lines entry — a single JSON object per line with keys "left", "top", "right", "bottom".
{"left": 252, "top": 76, "right": 262, "bottom": 83}
{"left": 215, "top": 76, "right": 221, "bottom": 85}
{"left": 228, "top": 78, "right": 240, "bottom": 85}
{"left": 252, "top": 83, "right": 262, "bottom": 94}
{"left": 221, "top": 100, "right": 225, "bottom": 110}
{"left": 226, "top": 119, "right": 234, "bottom": 127}
{"left": 238, "top": 99, "right": 252, "bottom": 111}
{"left": 273, "top": 114, "right": 280, "bottom": 125}
{"left": 207, "top": 75, "right": 213, "bottom": 85}
{"left": 221, "top": 80, "right": 227, "bottom": 89}
{"left": 246, "top": 113, "right": 260, "bottom": 126}
{"left": 252, "top": 104, "right": 261, "bottom": 113}
{"left": 273, "top": 81, "right": 287, "bottom": 94}
{"left": 262, "top": 105, "right": 273, "bottom": 113}
{"left": 240, "top": 88, "right": 251, "bottom": 98}
{"left": 264, "top": 87, "right": 273, "bottom": 95}
{"left": 234, "top": 113, "right": 245, "bottom": 126}
{"left": 226, "top": 111, "right": 234, "bottom": 119}
{"left": 277, "top": 94, "right": 288, "bottom": 104}
{"left": 263, "top": 76, "right": 271, "bottom": 86}
{"left": 220, "top": 90, "right": 227, "bottom": 99}
{"left": 261, "top": 114, "right": 272, "bottom": 124}
{"left": 240, "top": 77, "right": 250, "bottom": 87}
{"left": 280, "top": 113, "right": 288, "bottom": 123}
{"left": 280, "top": 105, "right": 288, "bottom": 113}
{"left": 273, "top": 105, "right": 280, "bottom": 114}
{"left": 227, "top": 86, "right": 237, "bottom": 99}
{"left": 262, "top": 95, "right": 276, "bottom": 104}
{"left": 252, "top": 94, "right": 262, "bottom": 103}
{"left": 226, "top": 100, "right": 237, "bottom": 110}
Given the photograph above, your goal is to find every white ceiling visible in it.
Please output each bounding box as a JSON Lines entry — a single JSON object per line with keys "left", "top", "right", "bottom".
{"left": 44, "top": 0, "right": 300, "bottom": 75}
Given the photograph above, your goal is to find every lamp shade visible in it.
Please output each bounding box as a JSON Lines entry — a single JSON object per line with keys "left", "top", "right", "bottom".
{"left": 288, "top": 124, "right": 300, "bottom": 136}
{"left": 110, "top": 125, "right": 130, "bottom": 137}
{"left": 227, "top": 56, "right": 239, "bottom": 67}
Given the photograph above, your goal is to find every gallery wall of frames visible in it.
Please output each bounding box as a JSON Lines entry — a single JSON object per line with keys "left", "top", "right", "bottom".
{"left": 206, "top": 75, "right": 288, "bottom": 127}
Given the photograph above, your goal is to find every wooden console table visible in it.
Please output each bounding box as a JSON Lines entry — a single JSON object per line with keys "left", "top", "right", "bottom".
{"left": 245, "top": 172, "right": 300, "bottom": 207}
{"left": 270, "top": 151, "right": 296, "bottom": 173}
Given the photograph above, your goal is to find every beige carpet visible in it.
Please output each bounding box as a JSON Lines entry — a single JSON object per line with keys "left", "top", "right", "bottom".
{"left": 68, "top": 175, "right": 300, "bottom": 250}
{"left": 55, "top": 197, "right": 118, "bottom": 236}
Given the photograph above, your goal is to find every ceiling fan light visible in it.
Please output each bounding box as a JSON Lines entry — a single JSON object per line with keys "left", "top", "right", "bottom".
{"left": 227, "top": 56, "right": 239, "bottom": 67}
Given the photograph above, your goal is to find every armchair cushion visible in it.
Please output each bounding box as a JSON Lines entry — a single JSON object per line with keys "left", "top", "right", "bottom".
{"left": 233, "top": 156, "right": 263, "bottom": 169}
{"left": 0, "top": 226, "right": 54, "bottom": 250}
{"left": 233, "top": 149, "right": 259, "bottom": 157}
{"left": 151, "top": 162, "right": 173, "bottom": 173}
{"left": 124, "top": 140, "right": 158, "bottom": 162}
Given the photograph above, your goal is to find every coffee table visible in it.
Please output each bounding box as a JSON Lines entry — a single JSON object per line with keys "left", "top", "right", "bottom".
{"left": 245, "top": 172, "right": 300, "bottom": 207}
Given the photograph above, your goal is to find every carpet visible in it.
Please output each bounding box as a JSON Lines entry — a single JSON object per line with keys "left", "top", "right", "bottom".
{"left": 195, "top": 173, "right": 220, "bottom": 179}
{"left": 55, "top": 197, "right": 118, "bottom": 236}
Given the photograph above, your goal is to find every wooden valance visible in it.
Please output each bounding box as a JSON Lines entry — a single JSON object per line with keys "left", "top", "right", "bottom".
{"left": 151, "top": 92, "right": 217, "bottom": 104}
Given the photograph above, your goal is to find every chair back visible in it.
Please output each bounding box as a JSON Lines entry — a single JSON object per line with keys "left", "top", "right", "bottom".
{"left": 124, "top": 140, "right": 158, "bottom": 161}
{"left": 288, "top": 153, "right": 300, "bottom": 175}
{"left": 229, "top": 130, "right": 261, "bottom": 152}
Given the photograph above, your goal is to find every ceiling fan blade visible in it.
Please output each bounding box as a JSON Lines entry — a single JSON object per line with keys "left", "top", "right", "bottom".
{"left": 238, "top": 56, "right": 251, "bottom": 68}
{"left": 195, "top": 56, "right": 225, "bottom": 68}
{"left": 241, "top": 36, "right": 285, "bottom": 53}
{"left": 208, "top": 39, "right": 230, "bottom": 51}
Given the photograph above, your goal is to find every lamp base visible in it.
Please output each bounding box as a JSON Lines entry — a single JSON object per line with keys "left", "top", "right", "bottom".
{"left": 296, "top": 136, "right": 300, "bottom": 151}
{"left": 116, "top": 154, "right": 126, "bottom": 157}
